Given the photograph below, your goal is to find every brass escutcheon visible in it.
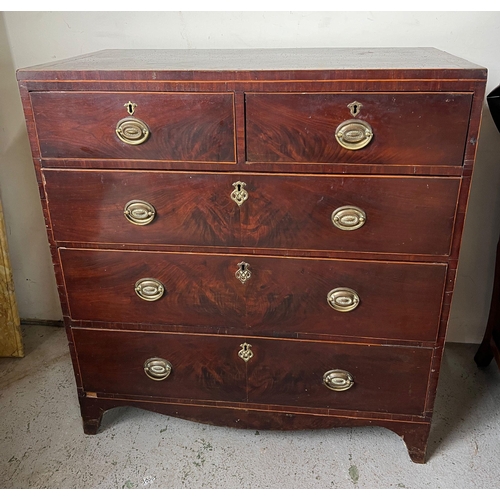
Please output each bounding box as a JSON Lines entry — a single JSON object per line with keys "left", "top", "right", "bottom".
{"left": 327, "top": 287, "right": 360, "bottom": 312}
{"left": 335, "top": 119, "right": 373, "bottom": 150}
{"left": 235, "top": 262, "right": 251, "bottom": 284}
{"left": 125, "top": 101, "right": 137, "bottom": 116}
{"left": 238, "top": 343, "right": 254, "bottom": 362}
{"left": 144, "top": 358, "right": 172, "bottom": 381}
{"left": 331, "top": 206, "right": 366, "bottom": 231}
{"left": 124, "top": 200, "right": 156, "bottom": 226}
{"left": 135, "top": 278, "right": 165, "bottom": 302}
{"left": 231, "top": 181, "right": 248, "bottom": 206}
{"left": 347, "top": 101, "right": 363, "bottom": 117}
{"left": 323, "top": 369, "right": 354, "bottom": 391}
{"left": 116, "top": 117, "right": 150, "bottom": 145}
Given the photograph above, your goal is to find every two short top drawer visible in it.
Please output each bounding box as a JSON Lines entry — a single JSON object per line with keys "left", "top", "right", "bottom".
{"left": 30, "top": 91, "right": 472, "bottom": 166}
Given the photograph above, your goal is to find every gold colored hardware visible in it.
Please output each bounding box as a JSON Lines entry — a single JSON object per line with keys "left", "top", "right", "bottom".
{"left": 231, "top": 181, "right": 248, "bottom": 206}
{"left": 144, "top": 358, "right": 172, "bottom": 381}
{"left": 323, "top": 369, "right": 354, "bottom": 391}
{"left": 335, "top": 119, "right": 373, "bottom": 150}
{"left": 331, "top": 206, "right": 366, "bottom": 231}
{"left": 135, "top": 278, "right": 165, "bottom": 302}
{"left": 235, "top": 261, "right": 251, "bottom": 284}
{"left": 124, "top": 101, "right": 137, "bottom": 116}
{"left": 347, "top": 101, "right": 363, "bottom": 117}
{"left": 238, "top": 343, "right": 254, "bottom": 362}
{"left": 124, "top": 200, "right": 156, "bottom": 226}
{"left": 116, "top": 117, "right": 150, "bottom": 145}
{"left": 327, "top": 287, "right": 360, "bottom": 312}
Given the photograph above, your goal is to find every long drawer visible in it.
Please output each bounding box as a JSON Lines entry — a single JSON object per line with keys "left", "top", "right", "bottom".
{"left": 44, "top": 170, "right": 460, "bottom": 256}
{"left": 61, "top": 249, "right": 447, "bottom": 341}
{"left": 30, "top": 92, "right": 236, "bottom": 162}
{"left": 246, "top": 92, "right": 472, "bottom": 165}
{"left": 74, "top": 328, "right": 433, "bottom": 415}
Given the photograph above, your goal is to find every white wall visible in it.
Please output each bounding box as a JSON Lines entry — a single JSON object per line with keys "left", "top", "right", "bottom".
{"left": 1, "top": 11, "right": 500, "bottom": 342}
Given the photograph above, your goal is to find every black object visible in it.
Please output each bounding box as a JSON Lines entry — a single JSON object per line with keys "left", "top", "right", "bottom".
{"left": 487, "top": 84, "right": 500, "bottom": 133}
{"left": 475, "top": 84, "right": 500, "bottom": 370}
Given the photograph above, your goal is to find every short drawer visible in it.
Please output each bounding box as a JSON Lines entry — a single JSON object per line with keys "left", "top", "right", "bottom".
{"left": 246, "top": 92, "right": 472, "bottom": 165}
{"left": 30, "top": 92, "right": 236, "bottom": 162}
{"left": 44, "top": 169, "right": 460, "bottom": 256}
{"left": 246, "top": 337, "right": 433, "bottom": 415}
{"left": 61, "top": 249, "right": 447, "bottom": 342}
{"left": 73, "top": 329, "right": 246, "bottom": 402}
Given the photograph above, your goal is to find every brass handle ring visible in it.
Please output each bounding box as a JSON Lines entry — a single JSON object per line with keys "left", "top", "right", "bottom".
{"left": 116, "top": 117, "right": 150, "bottom": 145}
{"left": 335, "top": 119, "right": 373, "bottom": 150}
{"left": 327, "top": 287, "right": 360, "bottom": 312}
{"left": 323, "top": 369, "right": 354, "bottom": 391}
{"left": 144, "top": 358, "right": 172, "bottom": 381}
{"left": 124, "top": 200, "right": 156, "bottom": 225}
{"left": 331, "top": 206, "right": 366, "bottom": 231}
{"left": 135, "top": 278, "right": 165, "bottom": 302}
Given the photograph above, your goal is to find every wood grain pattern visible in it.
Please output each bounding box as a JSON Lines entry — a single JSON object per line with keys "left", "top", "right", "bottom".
{"left": 40, "top": 158, "right": 465, "bottom": 176}
{"left": 16, "top": 48, "right": 488, "bottom": 464}
{"left": 73, "top": 328, "right": 432, "bottom": 415}
{"left": 60, "top": 249, "right": 447, "bottom": 342}
{"left": 246, "top": 92, "right": 472, "bottom": 165}
{"left": 245, "top": 337, "right": 432, "bottom": 415}
{"left": 43, "top": 169, "right": 460, "bottom": 256}
{"left": 30, "top": 92, "right": 236, "bottom": 162}
{"left": 16, "top": 47, "right": 486, "bottom": 82}
{"left": 74, "top": 329, "right": 246, "bottom": 402}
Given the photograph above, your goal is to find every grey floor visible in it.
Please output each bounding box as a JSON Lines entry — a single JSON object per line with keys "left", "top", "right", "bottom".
{"left": 0, "top": 325, "right": 499, "bottom": 489}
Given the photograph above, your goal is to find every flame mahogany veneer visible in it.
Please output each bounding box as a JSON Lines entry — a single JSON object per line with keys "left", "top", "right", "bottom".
{"left": 17, "top": 48, "right": 487, "bottom": 463}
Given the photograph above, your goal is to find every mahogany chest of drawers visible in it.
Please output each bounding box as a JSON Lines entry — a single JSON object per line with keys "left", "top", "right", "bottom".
{"left": 17, "top": 48, "right": 487, "bottom": 463}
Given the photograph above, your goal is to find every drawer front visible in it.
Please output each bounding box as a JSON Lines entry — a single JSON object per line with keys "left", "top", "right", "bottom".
{"left": 246, "top": 92, "right": 472, "bottom": 165}
{"left": 31, "top": 92, "right": 236, "bottom": 162}
{"left": 246, "top": 338, "right": 433, "bottom": 415}
{"left": 61, "top": 249, "right": 446, "bottom": 341}
{"left": 44, "top": 169, "right": 459, "bottom": 256}
{"left": 74, "top": 329, "right": 246, "bottom": 401}
{"left": 73, "top": 328, "right": 432, "bottom": 416}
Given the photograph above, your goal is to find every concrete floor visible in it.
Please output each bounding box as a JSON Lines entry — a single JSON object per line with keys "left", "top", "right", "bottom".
{"left": 0, "top": 325, "right": 499, "bottom": 489}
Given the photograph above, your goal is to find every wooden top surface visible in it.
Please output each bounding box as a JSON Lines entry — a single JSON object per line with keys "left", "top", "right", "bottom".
{"left": 17, "top": 48, "right": 487, "bottom": 81}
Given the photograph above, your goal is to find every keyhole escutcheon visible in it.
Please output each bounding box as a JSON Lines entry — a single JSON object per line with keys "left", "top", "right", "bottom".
{"left": 235, "top": 261, "right": 251, "bottom": 284}
{"left": 231, "top": 181, "right": 249, "bottom": 206}
{"left": 347, "top": 101, "right": 363, "bottom": 117}
{"left": 238, "top": 343, "right": 254, "bottom": 362}
{"left": 125, "top": 101, "right": 137, "bottom": 116}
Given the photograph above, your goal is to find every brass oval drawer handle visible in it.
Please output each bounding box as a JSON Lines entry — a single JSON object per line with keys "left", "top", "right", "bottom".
{"left": 331, "top": 206, "right": 366, "bottom": 231}
{"left": 124, "top": 200, "right": 156, "bottom": 225}
{"left": 335, "top": 119, "right": 373, "bottom": 150}
{"left": 327, "top": 287, "right": 360, "bottom": 312}
{"left": 116, "top": 117, "right": 150, "bottom": 145}
{"left": 323, "top": 369, "right": 354, "bottom": 391}
{"left": 144, "top": 358, "right": 172, "bottom": 381}
{"left": 135, "top": 278, "right": 165, "bottom": 302}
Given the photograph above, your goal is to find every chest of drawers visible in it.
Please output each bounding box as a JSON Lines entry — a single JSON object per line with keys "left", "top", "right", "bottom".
{"left": 17, "top": 48, "right": 487, "bottom": 463}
